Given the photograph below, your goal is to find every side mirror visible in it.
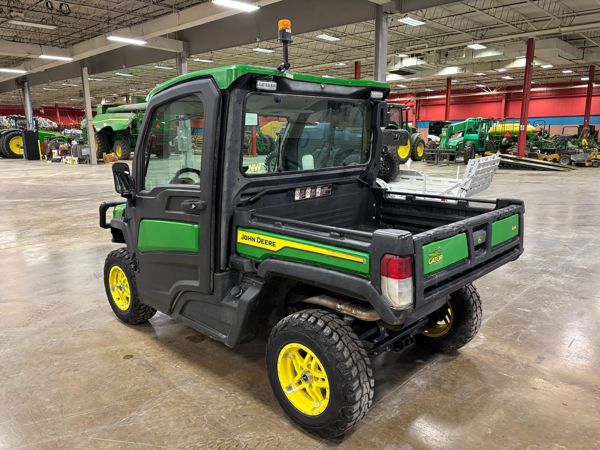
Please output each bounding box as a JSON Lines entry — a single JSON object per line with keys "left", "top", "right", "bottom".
{"left": 112, "top": 162, "right": 133, "bottom": 197}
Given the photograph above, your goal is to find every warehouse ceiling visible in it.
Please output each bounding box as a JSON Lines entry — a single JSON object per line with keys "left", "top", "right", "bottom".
{"left": 1, "top": 0, "right": 600, "bottom": 108}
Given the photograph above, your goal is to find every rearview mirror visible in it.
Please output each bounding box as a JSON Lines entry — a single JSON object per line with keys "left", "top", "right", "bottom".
{"left": 112, "top": 162, "right": 133, "bottom": 197}
{"left": 381, "top": 128, "right": 409, "bottom": 147}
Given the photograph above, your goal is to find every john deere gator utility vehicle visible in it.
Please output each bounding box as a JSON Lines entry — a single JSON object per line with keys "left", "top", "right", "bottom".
{"left": 99, "top": 20, "right": 524, "bottom": 439}
{"left": 430, "top": 117, "right": 495, "bottom": 163}
{"left": 0, "top": 115, "right": 68, "bottom": 158}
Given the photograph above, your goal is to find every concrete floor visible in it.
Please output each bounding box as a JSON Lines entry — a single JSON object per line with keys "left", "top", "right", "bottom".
{"left": 0, "top": 159, "right": 599, "bottom": 449}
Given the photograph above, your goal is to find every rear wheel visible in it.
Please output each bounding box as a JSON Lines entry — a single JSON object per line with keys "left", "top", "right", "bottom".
{"left": 103, "top": 248, "right": 156, "bottom": 324}
{"left": 378, "top": 152, "right": 399, "bottom": 182}
{"left": 267, "top": 309, "right": 374, "bottom": 438}
{"left": 396, "top": 142, "right": 411, "bottom": 164}
{"left": 416, "top": 284, "right": 482, "bottom": 353}
{"left": 1, "top": 130, "right": 24, "bottom": 158}
{"left": 559, "top": 154, "right": 571, "bottom": 166}
{"left": 112, "top": 139, "right": 132, "bottom": 160}
{"left": 463, "top": 141, "right": 476, "bottom": 165}
{"left": 410, "top": 134, "right": 426, "bottom": 161}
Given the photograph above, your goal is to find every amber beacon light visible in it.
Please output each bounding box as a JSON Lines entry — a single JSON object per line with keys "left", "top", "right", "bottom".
{"left": 277, "top": 19, "right": 293, "bottom": 71}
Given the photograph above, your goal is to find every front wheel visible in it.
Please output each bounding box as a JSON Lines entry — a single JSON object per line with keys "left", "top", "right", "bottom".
{"left": 103, "top": 248, "right": 156, "bottom": 324}
{"left": 463, "top": 141, "right": 476, "bottom": 165}
{"left": 410, "top": 134, "right": 426, "bottom": 161}
{"left": 416, "top": 284, "right": 482, "bottom": 353}
{"left": 267, "top": 309, "right": 374, "bottom": 438}
{"left": 112, "top": 139, "right": 132, "bottom": 160}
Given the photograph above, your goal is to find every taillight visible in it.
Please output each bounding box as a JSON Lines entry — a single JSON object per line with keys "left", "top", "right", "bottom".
{"left": 380, "top": 254, "right": 414, "bottom": 309}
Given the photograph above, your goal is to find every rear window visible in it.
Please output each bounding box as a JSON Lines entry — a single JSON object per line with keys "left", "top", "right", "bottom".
{"left": 242, "top": 93, "right": 372, "bottom": 176}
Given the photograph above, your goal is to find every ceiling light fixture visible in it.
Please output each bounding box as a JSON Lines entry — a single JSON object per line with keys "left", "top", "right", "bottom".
{"left": 62, "top": 83, "right": 78, "bottom": 87}
{"left": 495, "top": 68, "right": 507, "bottom": 73}
{"left": 115, "top": 72, "right": 134, "bottom": 77}
{"left": 396, "top": 84, "right": 407, "bottom": 88}
{"left": 322, "top": 75, "right": 335, "bottom": 78}
{"left": 43, "top": 87, "right": 59, "bottom": 91}
{"left": 107, "top": 35, "right": 147, "bottom": 46}
{"left": 88, "top": 77, "right": 104, "bottom": 81}
{"left": 39, "top": 54, "right": 73, "bottom": 61}
{"left": 424, "top": 88, "right": 434, "bottom": 92}
{"left": 335, "top": 62, "right": 347, "bottom": 66}
{"left": 193, "top": 58, "right": 213, "bottom": 63}
{"left": 476, "top": 84, "right": 486, "bottom": 88}
{"left": 316, "top": 33, "right": 340, "bottom": 42}
{"left": 398, "top": 16, "right": 425, "bottom": 26}
{"left": 252, "top": 47, "right": 275, "bottom": 53}
{"left": 562, "top": 69, "right": 573, "bottom": 74}
{"left": 212, "top": 0, "right": 259, "bottom": 12}
{"left": 0, "top": 68, "right": 27, "bottom": 74}
{"left": 582, "top": 77, "right": 589, "bottom": 81}
{"left": 474, "top": 72, "right": 486, "bottom": 76}
{"left": 397, "top": 53, "right": 409, "bottom": 58}
{"left": 501, "top": 75, "right": 513, "bottom": 80}
{"left": 154, "top": 65, "right": 174, "bottom": 70}
{"left": 467, "top": 43, "right": 486, "bottom": 50}
{"left": 541, "top": 64, "right": 553, "bottom": 69}
{"left": 8, "top": 19, "right": 57, "bottom": 30}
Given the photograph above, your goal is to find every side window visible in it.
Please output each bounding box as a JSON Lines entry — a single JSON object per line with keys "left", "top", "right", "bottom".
{"left": 142, "top": 95, "right": 204, "bottom": 191}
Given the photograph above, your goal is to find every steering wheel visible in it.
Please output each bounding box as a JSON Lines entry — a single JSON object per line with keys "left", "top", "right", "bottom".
{"left": 171, "top": 167, "right": 201, "bottom": 185}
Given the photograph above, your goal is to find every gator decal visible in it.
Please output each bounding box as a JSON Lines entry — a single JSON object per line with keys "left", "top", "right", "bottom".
{"left": 138, "top": 220, "right": 199, "bottom": 253}
{"left": 422, "top": 233, "right": 468, "bottom": 276}
{"left": 236, "top": 228, "right": 369, "bottom": 275}
{"left": 491, "top": 214, "right": 520, "bottom": 247}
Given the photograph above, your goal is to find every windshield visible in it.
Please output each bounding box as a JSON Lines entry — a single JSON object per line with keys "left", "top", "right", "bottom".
{"left": 242, "top": 93, "right": 372, "bottom": 176}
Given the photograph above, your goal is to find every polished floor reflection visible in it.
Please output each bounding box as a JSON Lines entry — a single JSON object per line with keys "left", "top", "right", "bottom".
{"left": 0, "top": 159, "right": 598, "bottom": 449}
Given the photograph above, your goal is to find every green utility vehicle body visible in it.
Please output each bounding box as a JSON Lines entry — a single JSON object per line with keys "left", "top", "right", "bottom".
{"left": 436, "top": 117, "right": 494, "bottom": 162}
{"left": 100, "top": 64, "right": 524, "bottom": 437}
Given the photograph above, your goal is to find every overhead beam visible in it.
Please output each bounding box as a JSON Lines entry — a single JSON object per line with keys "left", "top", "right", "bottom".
{"left": 0, "top": 40, "right": 66, "bottom": 58}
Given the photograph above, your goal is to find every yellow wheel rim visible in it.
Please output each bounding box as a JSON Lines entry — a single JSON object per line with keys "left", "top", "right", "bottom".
{"left": 115, "top": 144, "right": 122, "bottom": 157}
{"left": 416, "top": 141, "right": 425, "bottom": 157}
{"left": 108, "top": 266, "right": 131, "bottom": 311}
{"left": 397, "top": 143, "right": 411, "bottom": 159}
{"left": 277, "top": 343, "right": 330, "bottom": 416}
{"left": 9, "top": 135, "right": 24, "bottom": 155}
{"left": 423, "top": 302, "right": 453, "bottom": 338}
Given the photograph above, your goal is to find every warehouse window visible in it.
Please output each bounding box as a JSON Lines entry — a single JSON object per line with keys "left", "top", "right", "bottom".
{"left": 242, "top": 93, "right": 371, "bottom": 176}
{"left": 142, "top": 95, "right": 204, "bottom": 191}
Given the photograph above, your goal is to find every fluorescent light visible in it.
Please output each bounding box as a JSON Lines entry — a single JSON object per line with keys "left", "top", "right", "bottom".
{"left": 154, "top": 65, "right": 174, "bottom": 70}
{"left": 115, "top": 72, "right": 134, "bottom": 77}
{"left": 107, "top": 35, "right": 147, "bottom": 46}
{"left": 62, "top": 83, "right": 78, "bottom": 87}
{"left": 502, "top": 75, "right": 513, "bottom": 80}
{"left": 398, "top": 16, "right": 425, "bottom": 26}
{"left": 39, "top": 54, "right": 73, "bottom": 61}
{"left": 424, "top": 88, "right": 434, "bottom": 92}
{"left": 316, "top": 34, "right": 340, "bottom": 42}
{"left": 43, "top": 87, "right": 59, "bottom": 91}
{"left": 88, "top": 77, "right": 104, "bottom": 81}
{"left": 193, "top": 58, "right": 213, "bottom": 63}
{"left": 541, "top": 64, "right": 553, "bottom": 69}
{"left": 0, "top": 68, "right": 27, "bottom": 74}
{"left": 397, "top": 53, "right": 409, "bottom": 58}
{"left": 335, "top": 62, "right": 347, "bottom": 66}
{"left": 562, "top": 69, "right": 573, "bottom": 74}
{"left": 8, "top": 19, "right": 57, "bottom": 30}
{"left": 396, "top": 84, "right": 407, "bottom": 88}
{"left": 322, "top": 75, "right": 335, "bottom": 78}
{"left": 474, "top": 72, "right": 486, "bottom": 76}
{"left": 495, "top": 68, "right": 507, "bottom": 73}
{"left": 582, "top": 77, "right": 589, "bottom": 81}
{"left": 476, "top": 84, "right": 486, "bottom": 88}
{"left": 212, "top": 0, "right": 259, "bottom": 12}
{"left": 252, "top": 47, "right": 275, "bottom": 53}
{"left": 467, "top": 43, "right": 487, "bottom": 50}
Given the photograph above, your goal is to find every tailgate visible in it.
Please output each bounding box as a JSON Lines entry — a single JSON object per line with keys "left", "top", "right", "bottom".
{"left": 412, "top": 199, "right": 523, "bottom": 305}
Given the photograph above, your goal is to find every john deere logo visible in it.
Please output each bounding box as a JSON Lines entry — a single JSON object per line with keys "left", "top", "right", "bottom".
{"left": 428, "top": 250, "right": 443, "bottom": 265}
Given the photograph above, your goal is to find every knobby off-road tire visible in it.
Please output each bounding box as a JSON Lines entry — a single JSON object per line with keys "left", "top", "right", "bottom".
{"left": 1, "top": 130, "right": 24, "bottom": 158}
{"left": 378, "top": 152, "right": 399, "bottom": 182}
{"left": 112, "top": 139, "right": 132, "bottom": 160}
{"left": 103, "top": 248, "right": 156, "bottom": 324}
{"left": 95, "top": 130, "right": 112, "bottom": 157}
{"left": 267, "top": 309, "right": 374, "bottom": 438}
{"left": 410, "top": 134, "right": 426, "bottom": 161}
{"left": 416, "top": 284, "right": 482, "bottom": 354}
{"left": 463, "top": 141, "right": 476, "bottom": 165}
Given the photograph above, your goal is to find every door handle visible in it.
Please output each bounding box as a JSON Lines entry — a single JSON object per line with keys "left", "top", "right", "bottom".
{"left": 181, "top": 199, "right": 206, "bottom": 213}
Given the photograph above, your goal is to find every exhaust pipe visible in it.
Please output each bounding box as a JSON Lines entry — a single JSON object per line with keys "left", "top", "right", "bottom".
{"left": 300, "top": 295, "right": 380, "bottom": 321}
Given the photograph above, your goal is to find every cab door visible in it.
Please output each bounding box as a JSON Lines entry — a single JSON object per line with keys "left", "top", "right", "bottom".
{"left": 131, "top": 79, "right": 220, "bottom": 313}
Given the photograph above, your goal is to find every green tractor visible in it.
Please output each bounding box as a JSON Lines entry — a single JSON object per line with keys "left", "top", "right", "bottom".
{"left": 433, "top": 117, "right": 495, "bottom": 164}
{"left": 387, "top": 103, "right": 425, "bottom": 163}
{"left": 82, "top": 102, "right": 147, "bottom": 160}
{"left": 0, "top": 115, "right": 69, "bottom": 159}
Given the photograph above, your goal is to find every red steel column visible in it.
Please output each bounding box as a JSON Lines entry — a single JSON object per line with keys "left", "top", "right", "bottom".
{"left": 354, "top": 61, "right": 361, "bottom": 80}
{"left": 583, "top": 65, "right": 595, "bottom": 128}
{"left": 517, "top": 38, "right": 535, "bottom": 157}
{"left": 444, "top": 77, "right": 452, "bottom": 121}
